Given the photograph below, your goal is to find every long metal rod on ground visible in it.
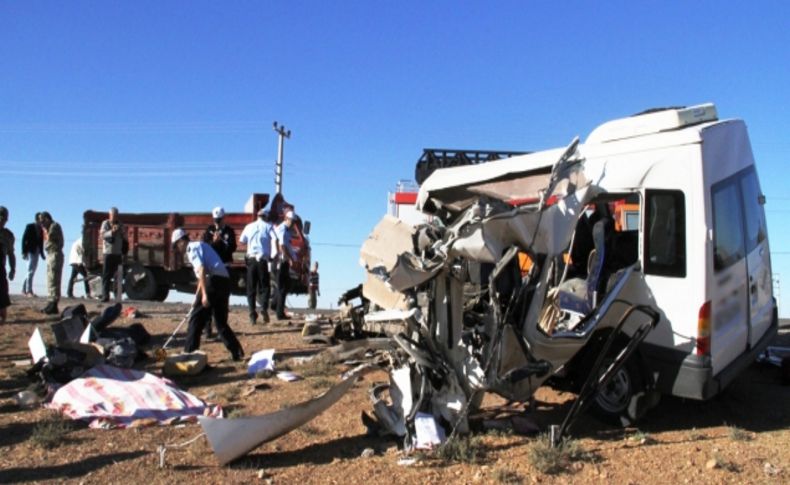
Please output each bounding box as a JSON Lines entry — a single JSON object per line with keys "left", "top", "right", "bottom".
{"left": 155, "top": 306, "right": 197, "bottom": 360}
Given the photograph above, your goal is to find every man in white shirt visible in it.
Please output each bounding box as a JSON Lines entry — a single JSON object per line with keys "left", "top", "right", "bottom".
{"left": 171, "top": 228, "right": 244, "bottom": 361}
{"left": 67, "top": 238, "right": 91, "bottom": 298}
{"left": 239, "top": 208, "right": 274, "bottom": 324}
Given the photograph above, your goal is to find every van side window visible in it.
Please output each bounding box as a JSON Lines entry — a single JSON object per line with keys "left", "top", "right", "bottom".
{"left": 712, "top": 179, "right": 746, "bottom": 271}
{"left": 740, "top": 168, "right": 767, "bottom": 252}
{"left": 644, "top": 190, "right": 686, "bottom": 277}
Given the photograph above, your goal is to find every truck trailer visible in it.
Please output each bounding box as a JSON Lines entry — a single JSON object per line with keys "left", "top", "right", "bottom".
{"left": 81, "top": 193, "right": 311, "bottom": 301}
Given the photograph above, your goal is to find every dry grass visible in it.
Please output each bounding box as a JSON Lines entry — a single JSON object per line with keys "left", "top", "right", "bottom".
{"left": 298, "top": 356, "right": 337, "bottom": 378}
{"left": 528, "top": 434, "right": 594, "bottom": 475}
{"left": 30, "top": 413, "right": 74, "bottom": 449}
{"left": 728, "top": 426, "right": 752, "bottom": 442}
{"left": 493, "top": 466, "right": 524, "bottom": 484}
{"left": 435, "top": 435, "right": 487, "bottom": 464}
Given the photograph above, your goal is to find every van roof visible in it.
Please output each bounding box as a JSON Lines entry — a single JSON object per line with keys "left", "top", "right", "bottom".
{"left": 416, "top": 106, "right": 740, "bottom": 212}
{"left": 586, "top": 103, "right": 718, "bottom": 144}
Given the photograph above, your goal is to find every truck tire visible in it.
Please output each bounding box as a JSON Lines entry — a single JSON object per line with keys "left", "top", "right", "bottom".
{"left": 124, "top": 265, "right": 158, "bottom": 301}
{"left": 154, "top": 285, "right": 170, "bottom": 302}
{"left": 589, "top": 357, "right": 659, "bottom": 427}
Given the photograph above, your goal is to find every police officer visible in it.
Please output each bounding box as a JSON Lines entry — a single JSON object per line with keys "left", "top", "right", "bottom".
{"left": 171, "top": 228, "right": 244, "bottom": 361}
{"left": 239, "top": 208, "right": 274, "bottom": 324}
{"left": 202, "top": 206, "right": 237, "bottom": 263}
{"left": 201, "top": 206, "right": 237, "bottom": 337}
{"left": 274, "top": 210, "right": 296, "bottom": 320}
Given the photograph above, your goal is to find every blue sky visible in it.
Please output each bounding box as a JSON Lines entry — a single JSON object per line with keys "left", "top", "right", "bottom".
{"left": 1, "top": 1, "right": 789, "bottom": 312}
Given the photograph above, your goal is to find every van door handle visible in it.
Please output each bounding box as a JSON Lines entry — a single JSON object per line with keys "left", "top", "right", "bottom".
{"left": 750, "top": 283, "right": 757, "bottom": 295}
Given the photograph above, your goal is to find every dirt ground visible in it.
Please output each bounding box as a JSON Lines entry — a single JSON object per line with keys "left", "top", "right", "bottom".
{"left": 0, "top": 295, "right": 788, "bottom": 484}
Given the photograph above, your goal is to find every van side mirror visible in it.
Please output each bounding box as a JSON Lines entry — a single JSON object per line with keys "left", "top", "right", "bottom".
{"left": 758, "top": 194, "right": 766, "bottom": 206}
{"left": 303, "top": 221, "right": 311, "bottom": 235}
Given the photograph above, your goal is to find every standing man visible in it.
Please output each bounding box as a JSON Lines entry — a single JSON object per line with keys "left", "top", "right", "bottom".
{"left": 202, "top": 207, "right": 237, "bottom": 263}
{"left": 308, "top": 261, "right": 320, "bottom": 310}
{"left": 100, "top": 207, "right": 127, "bottom": 302}
{"left": 21, "top": 213, "right": 44, "bottom": 297}
{"left": 202, "top": 206, "right": 237, "bottom": 337}
{"left": 40, "top": 212, "right": 63, "bottom": 315}
{"left": 239, "top": 208, "right": 274, "bottom": 324}
{"left": 0, "top": 207, "right": 16, "bottom": 323}
{"left": 274, "top": 210, "right": 296, "bottom": 320}
{"left": 171, "top": 228, "right": 244, "bottom": 361}
{"left": 67, "top": 237, "right": 91, "bottom": 298}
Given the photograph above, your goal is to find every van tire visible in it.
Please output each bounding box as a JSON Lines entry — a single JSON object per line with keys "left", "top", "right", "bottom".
{"left": 589, "top": 357, "right": 658, "bottom": 427}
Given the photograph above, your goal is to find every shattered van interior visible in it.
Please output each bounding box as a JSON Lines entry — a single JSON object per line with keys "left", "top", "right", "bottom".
{"left": 359, "top": 136, "right": 664, "bottom": 446}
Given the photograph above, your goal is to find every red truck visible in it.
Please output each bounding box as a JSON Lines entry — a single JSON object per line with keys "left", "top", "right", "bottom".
{"left": 81, "top": 193, "right": 311, "bottom": 301}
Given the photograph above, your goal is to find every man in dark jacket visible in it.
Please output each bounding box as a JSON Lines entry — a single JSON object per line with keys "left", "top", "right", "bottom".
{"left": 201, "top": 206, "right": 237, "bottom": 337}
{"left": 21, "top": 213, "right": 44, "bottom": 297}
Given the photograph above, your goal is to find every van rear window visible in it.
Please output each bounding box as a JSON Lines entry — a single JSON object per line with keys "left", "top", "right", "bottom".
{"left": 740, "top": 168, "right": 767, "bottom": 253}
{"left": 712, "top": 178, "right": 746, "bottom": 271}
{"left": 644, "top": 190, "right": 686, "bottom": 277}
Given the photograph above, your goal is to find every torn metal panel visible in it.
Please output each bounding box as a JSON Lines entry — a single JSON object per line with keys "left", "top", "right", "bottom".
{"left": 199, "top": 365, "right": 373, "bottom": 465}
{"left": 362, "top": 272, "right": 410, "bottom": 311}
{"left": 360, "top": 215, "right": 444, "bottom": 292}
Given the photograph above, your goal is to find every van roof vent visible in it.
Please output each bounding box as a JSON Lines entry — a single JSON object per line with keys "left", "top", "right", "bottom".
{"left": 586, "top": 103, "right": 718, "bottom": 144}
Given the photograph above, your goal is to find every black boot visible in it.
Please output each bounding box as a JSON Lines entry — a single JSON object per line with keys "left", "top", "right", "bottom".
{"left": 42, "top": 301, "right": 59, "bottom": 315}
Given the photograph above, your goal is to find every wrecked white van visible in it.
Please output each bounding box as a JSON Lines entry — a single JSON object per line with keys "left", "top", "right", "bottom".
{"left": 359, "top": 103, "right": 777, "bottom": 439}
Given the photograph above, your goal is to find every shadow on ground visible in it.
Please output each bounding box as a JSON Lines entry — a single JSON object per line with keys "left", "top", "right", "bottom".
{"left": 524, "top": 360, "right": 790, "bottom": 442}
{"left": 0, "top": 451, "right": 148, "bottom": 483}
{"left": 232, "top": 434, "right": 385, "bottom": 469}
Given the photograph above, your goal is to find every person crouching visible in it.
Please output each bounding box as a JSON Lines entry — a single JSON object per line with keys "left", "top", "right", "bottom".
{"left": 171, "top": 228, "right": 244, "bottom": 361}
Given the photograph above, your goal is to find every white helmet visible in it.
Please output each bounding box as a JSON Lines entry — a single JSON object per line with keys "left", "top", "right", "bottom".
{"left": 212, "top": 206, "right": 225, "bottom": 219}
{"left": 171, "top": 227, "right": 188, "bottom": 246}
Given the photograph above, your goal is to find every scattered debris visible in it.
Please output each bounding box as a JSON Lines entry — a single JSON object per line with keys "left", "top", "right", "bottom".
{"left": 360, "top": 447, "right": 375, "bottom": 458}
{"left": 122, "top": 306, "right": 144, "bottom": 319}
{"left": 199, "top": 364, "right": 374, "bottom": 465}
{"left": 276, "top": 371, "right": 302, "bottom": 382}
{"left": 14, "top": 390, "right": 42, "bottom": 409}
{"left": 163, "top": 351, "right": 208, "bottom": 377}
{"left": 248, "top": 349, "right": 275, "bottom": 376}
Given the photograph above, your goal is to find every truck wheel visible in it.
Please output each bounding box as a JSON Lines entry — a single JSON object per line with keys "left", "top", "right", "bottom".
{"left": 589, "top": 357, "right": 658, "bottom": 427}
{"left": 154, "top": 286, "right": 170, "bottom": 302}
{"left": 124, "top": 265, "right": 158, "bottom": 301}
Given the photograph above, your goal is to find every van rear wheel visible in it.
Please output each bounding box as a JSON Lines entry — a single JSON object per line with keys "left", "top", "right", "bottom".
{"left": 590, "top": 357, "right": 658, "bottom": 427}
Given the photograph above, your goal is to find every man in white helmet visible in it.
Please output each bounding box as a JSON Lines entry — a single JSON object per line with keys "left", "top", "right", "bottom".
{"left": 274, "top": 210, "right": 296, "bottom": 320}
{"left": 239, "top": 207, "right": 274, "bottom": 325}
{"left": 171, "top": 228, "right": 244, "bottom": 361}
{"left": 201, "top": 206, "right": 237, "bottom": 338}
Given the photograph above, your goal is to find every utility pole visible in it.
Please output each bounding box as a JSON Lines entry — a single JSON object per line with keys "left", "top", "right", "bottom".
{"left": 273, "top": 121, "right": 291, "bottom": 194}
